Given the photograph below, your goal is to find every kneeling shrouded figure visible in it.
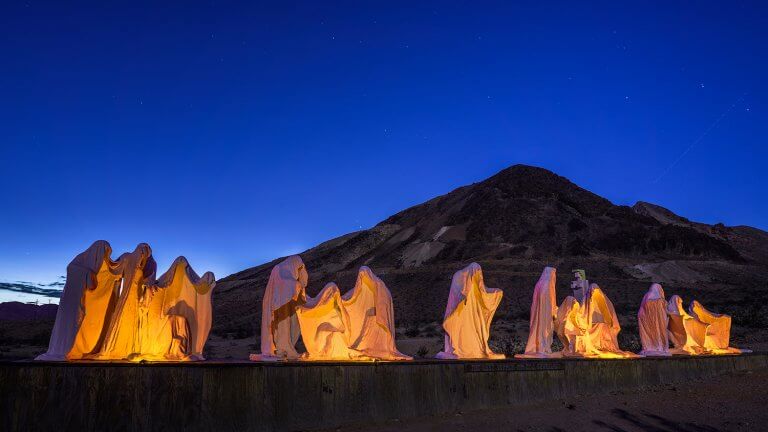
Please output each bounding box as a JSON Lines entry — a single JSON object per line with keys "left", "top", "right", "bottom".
{"left": 137, "top": 256, "right": 216, "bottom": 361}
{"left": 436, "top": 263, "right": 504, "bottom": 360}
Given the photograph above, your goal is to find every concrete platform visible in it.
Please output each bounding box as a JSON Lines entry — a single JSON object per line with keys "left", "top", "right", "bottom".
{"left": 1, "top": 353, "right": 766, "bottom": 431}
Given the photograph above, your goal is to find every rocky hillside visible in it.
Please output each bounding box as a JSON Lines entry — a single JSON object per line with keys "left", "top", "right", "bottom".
{"left": 212, "top": 165, "right": 768, "bottom": 339}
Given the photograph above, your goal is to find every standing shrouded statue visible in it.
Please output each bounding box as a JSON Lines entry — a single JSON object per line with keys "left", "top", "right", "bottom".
{"left": 36, "top": 241, "right": 121, "bottom": 361}
{"left": 637, "top": 283, "right": 670, "bottom": 356}
{"left": 436, "top": 263, "right": 504, "bottom": 359}
{"left": 517, "top": 267, "right": 558, "bottom": 358}
{"left": 251, "top": 255, "right": 308, "bottom": 361}
{"left": 98, "top": 243, "right": 157, "bottom": 360}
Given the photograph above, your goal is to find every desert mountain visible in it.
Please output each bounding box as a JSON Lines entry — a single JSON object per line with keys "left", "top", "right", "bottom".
{"left": 212, "top": 165, "right": 768, "bottom": 338}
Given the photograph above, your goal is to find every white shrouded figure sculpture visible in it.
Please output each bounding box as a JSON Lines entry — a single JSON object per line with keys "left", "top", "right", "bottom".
{"left": 555, "top": 296, "right": 586, "bottom": 357}
{"left": 637, "top": 283, "right": 671, "bottom": 357}
{"left": 517, "top": 267, "right": 558, "bottom": 358}
{"left": 251, "top": 255, "right": 308, "bottom": 361}
{"left": 436, "top": 263, "right": 504, "bottom": 359}
{"left": 666, "top": 295, "right": 706, "bottom": 355}
{"left": 341, "top": 266, "right": 411, "bottom": 360}
{"left": 36, "top": 241, "right": 121, "bottom": 361}
{"left": 296, "top": 282, "right": 354, "bottom": 360}
{"left": 688, "top": 300, "right": 749, "bottom": 354}
{"left": 98, "top": 243, "right": 157, "bottom": 360}
{"left": 138, "top": 257, "right": 216, "bottom": 361}
{"left": 582, "top": 284, "right": 637, "bottom": 358}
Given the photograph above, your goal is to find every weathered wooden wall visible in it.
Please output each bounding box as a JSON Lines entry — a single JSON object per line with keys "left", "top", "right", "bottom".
{"left": 1, "top": 354, "right": 766, "bottom": 431}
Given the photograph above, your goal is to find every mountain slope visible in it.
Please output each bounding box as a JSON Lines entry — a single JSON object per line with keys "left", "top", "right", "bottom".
{"left": 212, "top": 165, "right": 768, "bottom": 341}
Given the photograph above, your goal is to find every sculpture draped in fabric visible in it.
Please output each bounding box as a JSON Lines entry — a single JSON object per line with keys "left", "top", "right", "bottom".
{"left": 555, "top": 296, "right": 586, "bottom": 357}
{"left": 638, "top": 283, "right": 671, "bottom": 357}
{"left": 341, "top": 266, "right": 411, "bottom": 360}
{"left": 582, "top": 284, "right": 637, "bottom": 358}
{"left": 36, "top": 241, "right": 121, "bottom": 361}
{"left": 98, "top": 243, "right": 157, "bottom": 360}
{"left": 687, "top": 300, "right": 749, "bottom": 354}
{"left": 296, "top": 282, "right": 353, "bottom": 360}
{"left": 251, "top": 255, "right": 308, "bottom": 361}
{"left": 436, "top": 263, "right": 504, "bottom": 359}
{"left": 138, "top": 257, "right": 216, "bottom": 361}
{"left": 517, "top": 267, "right": 558, "bottom": 358}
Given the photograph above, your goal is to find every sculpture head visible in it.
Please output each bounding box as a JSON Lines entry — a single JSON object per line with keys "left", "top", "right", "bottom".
{"left": 647, "top": 283, "right": 665, "bottom": 301}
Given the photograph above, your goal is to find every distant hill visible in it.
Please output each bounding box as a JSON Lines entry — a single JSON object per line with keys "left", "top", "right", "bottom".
{"left": 0, "top": 302, "right": 58, "bottom": 321}
{"left": 212, "top": 165, "right": 768, "bottom": 338}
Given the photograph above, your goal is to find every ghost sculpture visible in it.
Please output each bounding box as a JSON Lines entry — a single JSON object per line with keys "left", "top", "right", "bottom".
{"left": 517, "top": 267, "right": 558, "bottom": 358}
{"left": 582, "top": 284, "right": 638, "bottom": 358}
{"left": 436, "top": 263, "right": 504, "bottom": 359}
{"left": 137, "top": 257, "right": 216, "bottom": 361}
{"left": 97, "top": 243, "right": 157, "bottom": 360}
{"left": 688, "top": 300, "right": 749, "bottom": 354}
{"left": 555, "top": 296, "right": 586, "bottom": 357}
{"left": 637, "top": 283, "right": 671, "bottom": 357}
{"left": 340, "top": 266, "right": 411, "bottom": 360}
{"left": 251, "top": 255, "right": 308, "bottom": 361}
{"left": 36, "top": 241, "right": 122, "bottom": 361}
{"left": 296, "top": 282, "right": 354, "bottom": 360}
{"left": 666, "top": 295, "right": 707, "bottom": 355}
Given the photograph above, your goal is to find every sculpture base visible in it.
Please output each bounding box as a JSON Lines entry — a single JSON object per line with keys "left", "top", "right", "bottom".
{"left": 1, "top": 353, "right": 766, "bottom": 432}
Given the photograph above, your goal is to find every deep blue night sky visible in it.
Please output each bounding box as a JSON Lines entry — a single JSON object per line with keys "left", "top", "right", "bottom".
{"left": 1, "top": 1, "right": 766, "bottom": 287}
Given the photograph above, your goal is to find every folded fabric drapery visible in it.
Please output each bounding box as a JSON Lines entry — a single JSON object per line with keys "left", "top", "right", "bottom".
{"left": 436, "top": 263, "right": 504, "bottom": 359}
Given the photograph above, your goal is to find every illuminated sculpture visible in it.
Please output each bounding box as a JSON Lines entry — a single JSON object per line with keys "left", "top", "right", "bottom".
{"left": 666, "top": 295, "right": 706, "bottom": 354}
{"left": 36, "top": 241, "right": 121, "bottom": 361}
{"left": 637, "top": 283, "right": 671, "bottom": 356}
{"left": 517, "top": 267, "right": 558, "bottom": 358}
{"left": 436, "top": 263, "right": 504, "bottom": 359}
{"left": 296, "top": 282, "right": 354, "bottom": 360}
{"left": 137, "top": 257, "right": 216, "bottom": 361}
{"left": 582, "top": 284, "right": 637, "bottom": 358}
{"left": 251, "top": 255, "right": 308, "bottom": 361}
{"left": 340, "top": 266, "right": 411, "bottom": 360}
{"left": 98, "top": 243, "right": 157, "bottom": 360}
{"left": 555, "top": 296, "right": 586, "bottom": 357}
{"left": 688, "top": 300, "right": 748, "bottom": 354}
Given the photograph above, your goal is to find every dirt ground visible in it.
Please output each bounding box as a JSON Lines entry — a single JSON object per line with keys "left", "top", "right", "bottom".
{"left": 326, "top": 369, "right": 767, "bottom": 432}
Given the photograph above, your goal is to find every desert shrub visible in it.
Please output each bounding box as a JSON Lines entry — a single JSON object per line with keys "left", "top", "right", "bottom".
{"left": 618, "top": 331, "right": 641, "bottom": 353}
{"left": 489, "top": 332, "right": 525, "bottom": 356}
{"left": 416, "top": 346, "right": 429, "bottom": 358}
{"left": 404, "top": 324, "right": 420, "bottom": 338}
